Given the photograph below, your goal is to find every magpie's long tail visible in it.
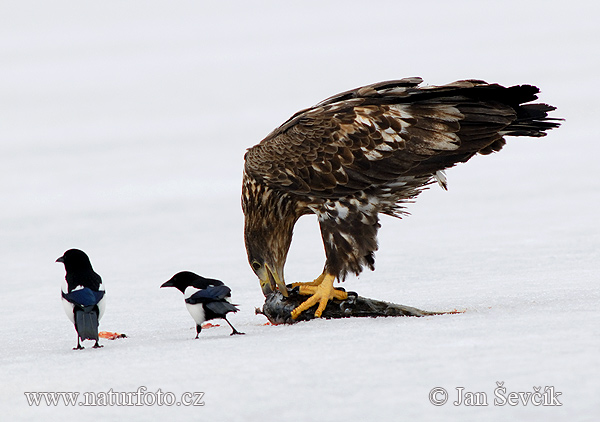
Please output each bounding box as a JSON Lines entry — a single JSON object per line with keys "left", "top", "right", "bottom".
{"left": 74, "top": 306, "right": 99, "bottom": 341}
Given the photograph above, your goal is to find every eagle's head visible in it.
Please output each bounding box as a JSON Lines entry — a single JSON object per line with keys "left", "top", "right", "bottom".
{"left": 244, "top": 227, "right": 288, "bottom": 297}
{"left": 242, "top": 172, "right": 301, "bottom": 297}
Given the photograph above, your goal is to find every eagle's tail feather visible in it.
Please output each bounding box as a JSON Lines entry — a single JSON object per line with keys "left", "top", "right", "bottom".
{"left": 501, "top": 102, "right": 562, "bottom": 138}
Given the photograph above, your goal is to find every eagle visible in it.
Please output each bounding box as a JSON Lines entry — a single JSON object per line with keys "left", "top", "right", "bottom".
{"left": 242, "top": 77, "right": 561, "bottom": 319}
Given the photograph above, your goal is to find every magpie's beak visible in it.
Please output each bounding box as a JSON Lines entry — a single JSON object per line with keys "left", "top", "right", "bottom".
{"left": 160, "top": 280, "right": 174, "bottom": 288}
{"left": 56, "top": 256, "right": 64, "bottom": 263}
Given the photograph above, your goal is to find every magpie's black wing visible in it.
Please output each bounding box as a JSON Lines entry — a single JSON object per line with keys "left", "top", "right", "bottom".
{"left": 205, "top": 301, "right": 239, "bottom": 315}
{"left": 62, "top": 288, "right": 105, "bottom": 306}
{"left": 185, "top": 285, "right": 231, "bottom": 304}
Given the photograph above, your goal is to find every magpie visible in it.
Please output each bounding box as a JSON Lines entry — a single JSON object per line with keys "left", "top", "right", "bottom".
{"left": 161, "top": 271, "right": 244, "bottom": 338}
{"left": 56, "top": 249, "right": 106, "bottom": 350}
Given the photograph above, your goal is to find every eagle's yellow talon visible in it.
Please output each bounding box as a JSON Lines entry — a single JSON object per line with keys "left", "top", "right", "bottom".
{"left": 291, "top": 274, "right": 347, "bottom": 319}
{"left": 331, "top": 289, "right": 349, "bottom": 300}
{"left": 315, "top": 300, "right": 328, "bottom": 317}
{"left": 297, "top": 285, "right": 317, "bottom": 295}
{"left": 291, "top": 273, "right": 326, "bottom": 288}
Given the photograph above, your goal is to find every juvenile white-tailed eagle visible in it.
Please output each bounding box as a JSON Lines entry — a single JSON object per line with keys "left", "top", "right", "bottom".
{"left": 242, "top": 77, "right": 561, "bottom": 319}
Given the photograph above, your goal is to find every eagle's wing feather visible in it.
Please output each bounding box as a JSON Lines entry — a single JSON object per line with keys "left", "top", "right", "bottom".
{"left": 244, "top": 79, "right": 541, "bottom": 199}
{"left": 242, "top": 77, "right": 560, "bottom": 284}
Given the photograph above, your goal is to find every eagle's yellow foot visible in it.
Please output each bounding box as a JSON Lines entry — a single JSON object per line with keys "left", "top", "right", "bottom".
{"left": 290, "top": 274, "right": 348, "bottom": 319}
{"left": 291, "top": 273, "right": 326, "bottom": 288}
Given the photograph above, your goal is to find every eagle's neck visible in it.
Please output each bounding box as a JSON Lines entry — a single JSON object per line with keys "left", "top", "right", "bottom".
{"left": 242, "top": 172, "right": 303, "bottom": 268}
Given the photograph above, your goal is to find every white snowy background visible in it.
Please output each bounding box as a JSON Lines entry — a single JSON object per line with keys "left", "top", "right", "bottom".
{"left": 1, "top": 0, "right": 598, "bottom": 421}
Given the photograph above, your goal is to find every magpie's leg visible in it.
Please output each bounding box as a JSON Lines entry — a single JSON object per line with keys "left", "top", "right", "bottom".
{"left": 92, "top": 340, "right": 103, "bottom": 349}
{"left": 224, "top": 317, "right": 245, "bottom": 336}
{"left": 195, "top": 324, "right": 202, "bottom": 339}
{"left": 73, "top": 336, "right": 84, "bottom": 350}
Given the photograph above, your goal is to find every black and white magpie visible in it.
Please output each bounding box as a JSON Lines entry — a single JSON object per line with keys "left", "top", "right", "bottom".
{"left": 161, "top": 271, "right": 244, "bottom": 338}
{"left": 56, "top": 249, "right": 106, "bottom": 350}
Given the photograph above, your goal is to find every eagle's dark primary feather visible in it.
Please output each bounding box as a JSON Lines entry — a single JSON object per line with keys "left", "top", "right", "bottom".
{"left": 242, "top": 78, "right": 561, "bottom": 289}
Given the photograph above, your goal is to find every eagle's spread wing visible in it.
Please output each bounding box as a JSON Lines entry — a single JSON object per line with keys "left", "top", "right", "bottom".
{"left": 244, "top": 78, "right": 556, "bottom": 204}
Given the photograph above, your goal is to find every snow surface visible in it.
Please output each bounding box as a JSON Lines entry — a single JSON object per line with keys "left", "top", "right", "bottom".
{"left": 1, "top": 1, "right": 599, "bottom": 421}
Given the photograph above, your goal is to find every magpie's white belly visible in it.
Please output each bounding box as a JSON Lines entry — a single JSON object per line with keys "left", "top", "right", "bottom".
{"left": 183, "top": 286, "right": 207, "bottom": 325}
{"left": 97, "top": 296, "right": 106, "bottom": 321}
{"left": 62, "top": 298, "right": 75, "bottom": 324}
{"left": 185, "top": 302, "right": 206, "bottom": 326}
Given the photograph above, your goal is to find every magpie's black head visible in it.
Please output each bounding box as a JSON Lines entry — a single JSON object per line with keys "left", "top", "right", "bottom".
{"left": 56, "top": 249, "right": 94, "bottom": 273}
{"left": 161, "top": 271, "right": 202, "bottom": 293}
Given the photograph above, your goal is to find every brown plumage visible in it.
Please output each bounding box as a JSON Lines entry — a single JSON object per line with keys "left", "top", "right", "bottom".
{"left": 242, "top": 77, "right": 561, "bottom": 317}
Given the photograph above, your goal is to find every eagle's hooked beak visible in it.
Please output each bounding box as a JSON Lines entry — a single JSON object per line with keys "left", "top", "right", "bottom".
{"left": 260, "top": 263, "right": 289, "bottom": 298}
